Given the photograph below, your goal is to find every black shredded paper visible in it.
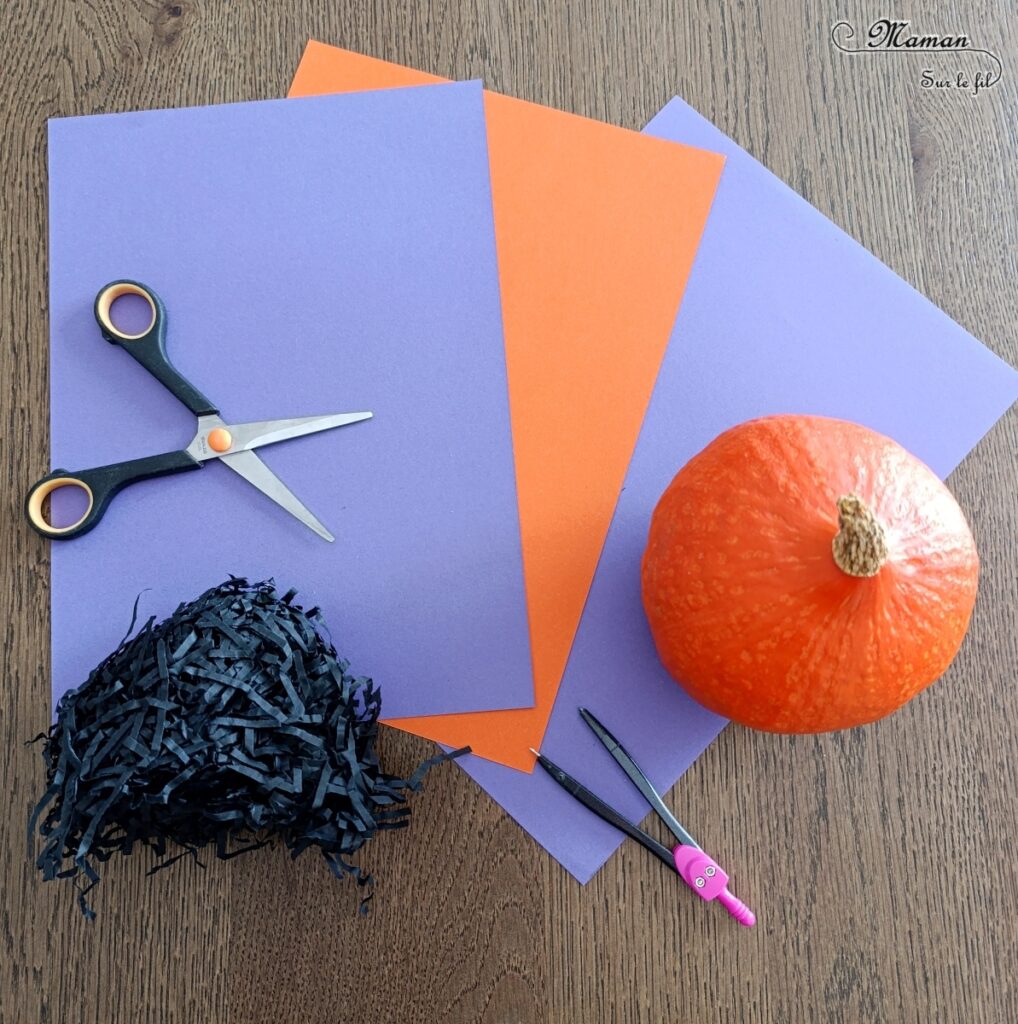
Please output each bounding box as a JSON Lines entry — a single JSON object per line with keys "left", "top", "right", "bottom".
{"left": 30, "top": 577, "right": 464, "bottom": 919}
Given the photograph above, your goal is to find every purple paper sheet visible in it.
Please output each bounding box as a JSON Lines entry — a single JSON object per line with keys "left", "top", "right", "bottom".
{"left": 48, "top": 82, "right": 535, "bottom": 719}
{"left": 456, "top": 96, "right": 1018, "bottom": 882}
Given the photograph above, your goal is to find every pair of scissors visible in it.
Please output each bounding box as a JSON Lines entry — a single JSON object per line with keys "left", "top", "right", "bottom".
{"left": 532, "top": 707, "right": 756, "bottom": 927}
{"left": 26, "top": 280, "right": 372, "bottom": 542}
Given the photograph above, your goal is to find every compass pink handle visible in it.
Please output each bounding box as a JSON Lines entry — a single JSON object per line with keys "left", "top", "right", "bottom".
{"left": 672, "top": 844, "right": 756, "bottom": 927}
{"left": 716, "top": 888, "right": 756, "bottom": 927}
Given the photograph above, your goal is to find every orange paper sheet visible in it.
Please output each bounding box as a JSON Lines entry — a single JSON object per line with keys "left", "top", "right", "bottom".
{"left": 290, "top": 42, "right": 724, "bottom": 770}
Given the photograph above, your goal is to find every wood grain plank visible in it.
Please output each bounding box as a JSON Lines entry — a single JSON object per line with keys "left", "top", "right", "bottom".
{"left": 226, "top": 731, "right": 545, "bottom": 1024}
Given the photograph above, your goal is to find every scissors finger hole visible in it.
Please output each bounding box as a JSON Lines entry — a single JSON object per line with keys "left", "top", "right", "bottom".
{"left": 28, "top": 478, "right": 93, "bottom": 535}
{"left": 96, "top": 282, "right": 156, "bottom": 340}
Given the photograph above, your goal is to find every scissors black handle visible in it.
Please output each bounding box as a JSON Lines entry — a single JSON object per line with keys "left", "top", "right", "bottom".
{"left": 26, "top": 451, "right": 202, "bottom": 540}
{"left": 94, "top": 281, "right": 218, "bottom": 417}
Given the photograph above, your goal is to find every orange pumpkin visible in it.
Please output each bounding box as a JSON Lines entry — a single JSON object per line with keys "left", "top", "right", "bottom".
{"left": 641, "top": 415, "right": 979, "bottom": 732}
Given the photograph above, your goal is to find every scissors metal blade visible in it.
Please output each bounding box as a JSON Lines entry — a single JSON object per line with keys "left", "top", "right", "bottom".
{"left": 219, "top": 448, "right": 334, "bottom": 542}
{"left": 224, "top": 412, "right": 373, "bottom": 453}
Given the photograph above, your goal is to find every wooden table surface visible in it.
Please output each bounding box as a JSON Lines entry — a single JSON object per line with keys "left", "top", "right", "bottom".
{"left": 3, "top": 3, "right": 1016, "bottom": 1022}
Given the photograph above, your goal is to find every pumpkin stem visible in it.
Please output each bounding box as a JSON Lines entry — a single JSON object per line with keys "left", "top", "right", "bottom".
{"left": 832, "top": 494, "right": 888, "bottom": 578}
